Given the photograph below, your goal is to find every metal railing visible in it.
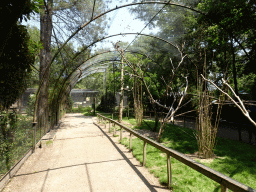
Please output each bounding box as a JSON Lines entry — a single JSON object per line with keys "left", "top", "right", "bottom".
{"left": 97, "top": 113, "right": 256, "bottom": 192}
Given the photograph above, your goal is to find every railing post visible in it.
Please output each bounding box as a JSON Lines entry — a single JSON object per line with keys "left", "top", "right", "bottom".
{"left": 221, "top": 184, "right": 228, "bottom": 192}
{"left": 167, "top": 154, "right": 172, "bottom": 189}
{"left": 183, "top": 115, "right": 186, "bottom": 127}
{"left": 32, "top": 122, "right": 37, "bottom": 153}
{"left": 129, "top": 133, "right": 132, "bottom": 151}
{"left": 120, "top": 127, "right": 123, "bottom": 142}
{"left": 105, "top": 119, "right": 106, "bottom": 129}
{"left": 112, "top": 113, "right": 113, "bottom": 120}
{"left": 143, "top": 141, "right": 147, "bottom": 166}
{"left": 109, "top": 121, "right": 111, "bottom": 133}
{"left": 113, "top": 124, "right": 116, "bottom": 136}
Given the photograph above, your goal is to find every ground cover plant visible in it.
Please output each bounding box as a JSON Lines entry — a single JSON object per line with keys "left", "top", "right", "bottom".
{"left": 99, "top": 113, "right": 256, "bottom": 191}
{"left": 0, "top": 113, "right": 34, "bottom": 179}
{"left": 68, "top": 106, "right": 96, "bottom": 116}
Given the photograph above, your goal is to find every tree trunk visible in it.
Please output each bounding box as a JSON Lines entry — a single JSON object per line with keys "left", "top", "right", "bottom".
{"left": 153, "top": 105, "right": 159, "bottom": 132}
{"left": 38, "top": 0, "right": 53, "bottom": 133}
{"left": 118, "top": 49, "right": 124, "bottom": 122}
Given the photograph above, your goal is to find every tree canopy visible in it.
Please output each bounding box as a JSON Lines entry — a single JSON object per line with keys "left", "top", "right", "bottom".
{"left": 0, "top": 0, "right": 43, "bottom": 110}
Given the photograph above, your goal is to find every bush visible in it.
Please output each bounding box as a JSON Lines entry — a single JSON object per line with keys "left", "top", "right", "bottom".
{"left": 96, "top": 92, "right": 115, "bottom": 112}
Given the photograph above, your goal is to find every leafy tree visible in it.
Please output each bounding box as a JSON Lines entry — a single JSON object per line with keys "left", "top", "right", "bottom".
{"left": 185, "top": 0, "right": 256, "bottom": 96}
{"left": 0, "top": 1, "right": 42, "bottom": 110}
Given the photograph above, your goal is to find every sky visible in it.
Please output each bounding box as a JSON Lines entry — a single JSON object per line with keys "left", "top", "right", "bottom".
{"left": 23, "top": 0, "right": 159, "bottom": 52}
{"left": 22, "top": 0, "right": 160, "bottom": 81}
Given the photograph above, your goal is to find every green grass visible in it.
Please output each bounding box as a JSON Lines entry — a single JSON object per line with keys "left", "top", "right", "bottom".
{"left": 68, "top": 106, "right": 98, "bottom": 116}
{"left": 45, "top": 140, "right": 53, "bottom": 146}
{"left": 100, "top": 114, "right": 256, "bottom": 191}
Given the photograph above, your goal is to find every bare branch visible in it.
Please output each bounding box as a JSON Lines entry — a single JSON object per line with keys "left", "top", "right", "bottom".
{"left": 201, "top": 74, "right": 256, "bottom": 127}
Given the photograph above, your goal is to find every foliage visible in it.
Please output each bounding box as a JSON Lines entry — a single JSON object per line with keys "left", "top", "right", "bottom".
{"left": 0, "top": 111, "right": 17, "bottom": 170}
{"left": 26, "top": 94, "right": 36, "bottom": 116}
{"left": 196, "top": 91, "right": 217, "bottom": 158}
{"left": 68, "top": 105, "right": 93, "bottom": 114}
{"left": 65, "top": 95, "right": 73, "bottom": 112}
{"left": 0, "top": 1, "right": 43, "bottom": 110}
{"left": 0, "top": 113, "right": 33, "bottom": 177}
{"left": 96, "top": 92, "right": 115, "bottom": 113}
{"left": 133, "top": 77, "right": 143, "bottom": 126}
{"left": 183, "top": 0, "right": 256, "bottom": 97}
{"left": 26, "top": 25, "right": 42, "bottom": 88}
{"left": 75, "top": 72, "right": 104, "bottom": 95}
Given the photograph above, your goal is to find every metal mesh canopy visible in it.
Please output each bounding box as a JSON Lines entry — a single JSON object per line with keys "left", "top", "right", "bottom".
{"left": 27, "top": 0, "right": 202, "bottom": 101}
{"left": 40, "top": 0, "right": 197, "bottom": 86}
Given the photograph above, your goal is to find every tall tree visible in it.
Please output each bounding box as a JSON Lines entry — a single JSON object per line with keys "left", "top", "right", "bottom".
{"left": 35, "top": 0, "right": 109, "bottom": 126}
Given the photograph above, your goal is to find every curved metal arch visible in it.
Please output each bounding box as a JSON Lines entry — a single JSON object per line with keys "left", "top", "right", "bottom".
{"left": 58, "top": 66, "right": 109, "bottom": 113}
{"left": 35, "top": 1, "right": 203, "bottom": 121}
{"left": 51, "top": 46, "right": 168, "bottom": 107}
{"left": 51, "top": 1, "right": 203, "bottom": 65}
{"left": 56, "top": 45, "right": 164, "bottom": 95}
{"left": 51, "top": 36, "right": 169, "bottom": 98}
{"left": 51, "top": 32, "right": 180, "bottom": 94}
{"left": 36, "top": 1, "right": 201, "bottom": 109}
{"left": 51, "top": 58, "right": 121, "bottom": 109}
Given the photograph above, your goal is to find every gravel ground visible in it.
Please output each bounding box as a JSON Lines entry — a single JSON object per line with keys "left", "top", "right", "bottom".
{"left": 2, "top": 113, "right": 170, "bottom": 192}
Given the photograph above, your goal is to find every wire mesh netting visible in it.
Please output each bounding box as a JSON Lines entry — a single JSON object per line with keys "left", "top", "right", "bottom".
{"left": 2, "top": 0, "right": 256, "bottom": 191}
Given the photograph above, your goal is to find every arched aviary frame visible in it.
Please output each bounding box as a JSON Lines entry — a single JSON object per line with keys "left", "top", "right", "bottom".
{"left": 36, "top": 0, "right": 250, "bottom": 123}
{"left": 46, "top": 30, "right": 181, "bottom": 116}
{"left": 50, "top": 45, "right": 168, "bottom": 114}
{"left": 34, "top": 1, "right": 204, "bottom": 122}
{"left": 51, "top": 46, "right": 164, "bottom": 124}
{"left": 50, "top": 32, "right": 180, "bottom": 99}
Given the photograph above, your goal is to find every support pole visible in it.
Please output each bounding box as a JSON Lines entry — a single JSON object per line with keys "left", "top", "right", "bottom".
{"left": 143, "top": 141, "right": 147, "bottom": 166}
{"left": 32, "top": 122, "right": 37, "bottom": 153}
{"left": 113, "top": 124, "right": 116, "bottom": 136}
{"left": 120, "top": 127, "right": 123, "bottom": 142}
{"left": 221, "top": 184, "right": 228, "bottom": 192}
{"left": 93, "top": 97, "right": 96, "bottom": 116}
{"left": 129, "top": 133, "right": 132, "bottom": 151}
{"left": 118, "top": 48, "right": 124, "bottom": 122}
{"left": 167, "top": 154, "right": 172, "bottom": 189}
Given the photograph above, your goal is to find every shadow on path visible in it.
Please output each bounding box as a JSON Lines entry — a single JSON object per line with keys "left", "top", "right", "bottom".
{"left": 93, "top": 122, "right": 158, "bottom": 192}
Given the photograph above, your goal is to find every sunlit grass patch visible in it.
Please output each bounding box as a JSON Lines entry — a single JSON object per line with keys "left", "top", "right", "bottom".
{"left": 99, "top": 113, "right": 256, "bottom": 190}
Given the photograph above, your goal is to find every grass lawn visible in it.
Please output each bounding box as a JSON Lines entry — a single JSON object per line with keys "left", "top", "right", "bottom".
{"left": 99, "top": 113, "right": 256, "bottom": 191}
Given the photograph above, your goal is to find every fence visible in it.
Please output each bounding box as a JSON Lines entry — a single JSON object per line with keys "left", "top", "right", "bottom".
{"left": 97, "top": 113, "right": 256, "bottom": 192}
{"left": 0, "top": 109, "right": 65, "bottom": 191}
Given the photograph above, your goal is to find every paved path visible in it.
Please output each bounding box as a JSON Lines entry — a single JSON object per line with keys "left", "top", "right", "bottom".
{"left": 3, "top": 114, "right": 169, "bottom": 192}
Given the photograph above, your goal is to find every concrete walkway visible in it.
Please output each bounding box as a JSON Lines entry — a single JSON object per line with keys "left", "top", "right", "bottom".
{"left": 3, "top": 114, "right": 169, "bottom": 192}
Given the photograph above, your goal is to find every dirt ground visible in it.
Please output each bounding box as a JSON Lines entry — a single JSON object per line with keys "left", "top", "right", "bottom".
{"left": 2, "top": 114, "right": 170, "bottom": 192}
